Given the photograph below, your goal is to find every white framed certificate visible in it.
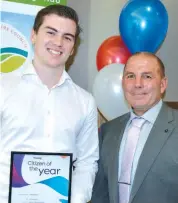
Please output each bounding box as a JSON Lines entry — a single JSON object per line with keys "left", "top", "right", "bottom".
{"left": 8, "top": 151, "right": 73, "bottom": 203}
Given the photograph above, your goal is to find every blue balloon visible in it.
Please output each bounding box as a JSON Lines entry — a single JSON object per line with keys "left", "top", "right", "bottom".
{"left": 119, "top": 0, "right": 168, "bottom": 54}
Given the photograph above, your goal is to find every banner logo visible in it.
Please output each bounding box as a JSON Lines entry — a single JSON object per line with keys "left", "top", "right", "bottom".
{"left": 0, "top": 23, "right": 30, "bottom": 73}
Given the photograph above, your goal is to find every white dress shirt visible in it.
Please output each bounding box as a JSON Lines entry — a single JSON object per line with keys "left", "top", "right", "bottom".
{"left": 118, "top": 100, "right": 162, "bottom": 194}
{"left": 0, "top": 63, "right": 99, "bottom": 203}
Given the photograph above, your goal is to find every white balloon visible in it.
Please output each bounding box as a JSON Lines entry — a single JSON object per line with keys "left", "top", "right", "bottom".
{"left": 93, "top": 63, "right": 130, "bottom": 120}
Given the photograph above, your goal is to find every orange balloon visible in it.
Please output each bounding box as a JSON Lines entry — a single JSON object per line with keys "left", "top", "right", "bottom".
{"left": 96, "top": 35, "right": 131, "bottom": 71}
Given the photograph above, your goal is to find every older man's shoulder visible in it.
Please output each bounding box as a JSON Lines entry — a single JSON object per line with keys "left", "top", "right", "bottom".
{"left": 101, "top": 112, "right": 130, "bottom": 131}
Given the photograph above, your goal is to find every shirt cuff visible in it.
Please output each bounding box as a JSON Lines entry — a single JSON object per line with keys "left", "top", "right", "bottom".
{"left": 71, "top": 194, "right": 87, "bottom": 203}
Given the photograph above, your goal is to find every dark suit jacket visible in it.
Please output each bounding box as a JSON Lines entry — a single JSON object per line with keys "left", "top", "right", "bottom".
{"left": 91, "top": 103, "right": 178, "bottom": 203}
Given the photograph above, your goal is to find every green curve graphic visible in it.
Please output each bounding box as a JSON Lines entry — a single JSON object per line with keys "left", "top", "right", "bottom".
{"left": 1, "top": 55, "right": 26, "bottom": 73}
{"left": 0, "top": 54, "right": 13, "bottom": 62}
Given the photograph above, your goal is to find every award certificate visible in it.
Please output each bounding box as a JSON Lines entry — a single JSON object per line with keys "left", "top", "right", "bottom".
{"left": 9, "top": 151, "right": 73, "bottom": 203}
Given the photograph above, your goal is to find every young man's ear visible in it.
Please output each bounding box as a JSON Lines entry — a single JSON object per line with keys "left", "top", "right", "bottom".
{"left": 70, "top": 48, "right": 74, "bottom": 56}
{"left": 31, "top": 29, "right": 36, "bottom": 45}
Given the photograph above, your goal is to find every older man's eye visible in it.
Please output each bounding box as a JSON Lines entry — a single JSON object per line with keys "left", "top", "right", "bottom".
{"left": 143, "top": 74, "right": 152, "bottom": 79}
{"left": 126, "top": 74, "right": 135, "bottom": 79}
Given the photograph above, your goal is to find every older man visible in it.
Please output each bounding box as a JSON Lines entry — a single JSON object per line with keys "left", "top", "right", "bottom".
{"left": 91, "top": 52, "right": 178, "bottom": 203}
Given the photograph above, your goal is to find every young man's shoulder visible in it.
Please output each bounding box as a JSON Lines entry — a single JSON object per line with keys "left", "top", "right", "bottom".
{"left": 0, "top": 72, "right": 22, "bottom": 90}
{"left": 0, "top": 72, "right": 22, "bottom": 106}
{"left": 71, "top": 80, "right": 95, "bottom": 101}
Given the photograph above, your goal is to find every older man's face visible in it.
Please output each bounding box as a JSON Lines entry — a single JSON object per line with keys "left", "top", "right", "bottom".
{"left": 122, "top": 54, "right": 167, "bottom": 116}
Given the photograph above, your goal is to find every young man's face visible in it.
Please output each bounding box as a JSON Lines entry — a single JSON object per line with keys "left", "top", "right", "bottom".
{"left": 31, "top": 14, "right": 76, "bottom": 70}
{"left": 122, "top": 54, "right": 167, "bottom": 116}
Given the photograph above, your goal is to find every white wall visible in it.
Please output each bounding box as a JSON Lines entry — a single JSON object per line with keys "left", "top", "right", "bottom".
{"left": 67, "top": 0, "right": 90, "bottom": 90}
{"left": 157, "top": 0, "right": 178, "bottom": 101}
{"left": 68, "top": 0, "right": 178, "bottom": 101}
{"left": 88, "top": 0, "right": 126, "bottom": 93}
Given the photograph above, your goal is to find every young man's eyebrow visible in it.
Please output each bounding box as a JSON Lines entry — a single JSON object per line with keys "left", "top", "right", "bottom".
{"left": 45, "top": 26, "right": 58, "bottom": 32}
{"left": 64, "top": 33, "right": 75, "bottom": 39}
{"left": 44, "top": 26, "right": 75, "bottom": 39}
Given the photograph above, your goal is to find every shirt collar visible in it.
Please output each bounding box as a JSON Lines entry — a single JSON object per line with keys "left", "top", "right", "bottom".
{"left": 57, "top": 69, "right": 72, "bottom": 87}
{"left": 21, "top": 62, "right": 72, "bottom": 87}
{"left": 22, "top": 63, "right": 37, "bottom": 76}
{"left": 130, "top": 100, "right": 163, "bottom": 124}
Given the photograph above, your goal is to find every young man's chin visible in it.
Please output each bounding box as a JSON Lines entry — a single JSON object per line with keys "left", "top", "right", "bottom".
{"left": 47, "top": 62, "right": 64, "bottom": 69}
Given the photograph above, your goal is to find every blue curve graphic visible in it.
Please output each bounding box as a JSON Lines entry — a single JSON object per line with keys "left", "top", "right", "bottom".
{"left": 60, "top": 199, "right": 68, "bottom": 203}
{"left": 0, "top": 47, "right": 28, "bottom": 57}
{"left": 39, "top": 176, "right": 69, "bottom": 196}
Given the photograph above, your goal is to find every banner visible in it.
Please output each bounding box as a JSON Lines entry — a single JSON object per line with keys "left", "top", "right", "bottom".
{"left": 1, "top": 12, "right": 34, "bottom": 73}
{"left": 3, "top": 0, "right": 67, "bottom": 8}
{"left": 0, "top": 0, "right": 67, "bottom": 74}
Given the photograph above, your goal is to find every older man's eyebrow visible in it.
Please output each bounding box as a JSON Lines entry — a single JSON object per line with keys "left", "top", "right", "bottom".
{"left": 142, "top": 72, "right": 153, "bottom": 75}
{"left": 124, "top": 71, "right": 134, "bottom": 75}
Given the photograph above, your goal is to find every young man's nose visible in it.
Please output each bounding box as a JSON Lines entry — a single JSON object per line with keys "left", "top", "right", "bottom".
{"left": 53, "top": 35, "right": 64, "bottom": 46}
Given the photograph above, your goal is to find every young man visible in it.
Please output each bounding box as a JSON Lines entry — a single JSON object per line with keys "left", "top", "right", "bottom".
{"left": 91, "top": 52, "right": 178, "bottom": 203}
{"left": 0, "top": 5, "right": 99, "bottom": 203}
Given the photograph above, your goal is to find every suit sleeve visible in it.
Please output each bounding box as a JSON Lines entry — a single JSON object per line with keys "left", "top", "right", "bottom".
{"left": 91, "top": 125, "right": 109, "bottom": 203}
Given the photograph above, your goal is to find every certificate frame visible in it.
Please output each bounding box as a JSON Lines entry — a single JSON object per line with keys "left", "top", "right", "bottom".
{"left": 8, "top": 151, "right": 73, "bottom": 203}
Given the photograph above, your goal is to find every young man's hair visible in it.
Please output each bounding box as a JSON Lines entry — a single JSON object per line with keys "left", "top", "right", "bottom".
{"left": 33, "top": 5, "right": 82, "bottom": 39}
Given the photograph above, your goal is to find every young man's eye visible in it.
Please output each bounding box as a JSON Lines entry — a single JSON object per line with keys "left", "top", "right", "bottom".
{"left": 47, "top": 31, "right": 55, "bottom": 35}
{"left": 64, "top": 36, "right": 72, "bottom": 41}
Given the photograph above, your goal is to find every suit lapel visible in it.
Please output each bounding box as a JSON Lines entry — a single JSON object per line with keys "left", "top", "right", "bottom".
{"left": 129, "top": 104, "right": 175, "bottom": 202}
{"left": 108, "top": 114, "right": 130, "bottom": 203}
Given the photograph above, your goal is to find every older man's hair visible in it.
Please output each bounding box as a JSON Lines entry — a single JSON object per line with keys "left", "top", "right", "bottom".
{"left": 124, "top": 52, "right": 165, "bottom": 78}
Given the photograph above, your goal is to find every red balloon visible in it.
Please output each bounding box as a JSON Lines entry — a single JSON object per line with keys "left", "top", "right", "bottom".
{"left": 96, "top": 35, "right": 131, "bottom": 71}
